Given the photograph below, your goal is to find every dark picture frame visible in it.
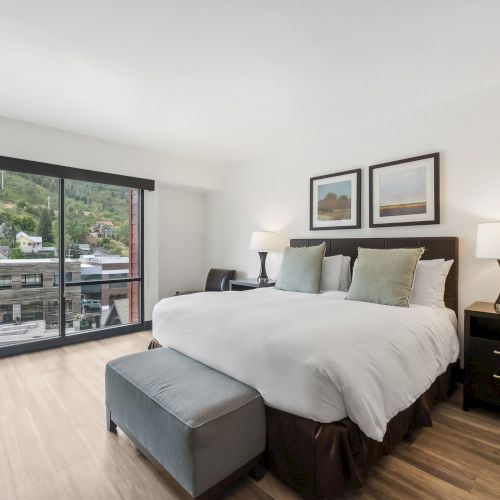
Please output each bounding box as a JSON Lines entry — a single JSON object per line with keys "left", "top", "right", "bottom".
{"left": 310, "top": 168, "right": 361, "bottom": 230}
{"left": 369, "top": 153, "right": 440, "bottom": 228}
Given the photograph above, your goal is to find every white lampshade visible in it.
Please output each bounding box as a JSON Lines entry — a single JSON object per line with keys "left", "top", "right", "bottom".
{"left": 476, "top": 222, "right": 500, "bottom": 259}
{"left": 250, "top": 231, "right": 279, "bottom": 251}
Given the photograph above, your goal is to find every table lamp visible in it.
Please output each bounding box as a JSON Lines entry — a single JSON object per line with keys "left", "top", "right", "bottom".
{"left": 476, "top": 222, "right": 500, "bottom": 313}
{"left": 250, "top": 231, "right": 279, "bottom": 284}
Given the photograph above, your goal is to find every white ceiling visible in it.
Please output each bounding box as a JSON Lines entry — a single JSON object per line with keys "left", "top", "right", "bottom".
{"left": 2, "top": 1, "right": 500, "bottom": 166}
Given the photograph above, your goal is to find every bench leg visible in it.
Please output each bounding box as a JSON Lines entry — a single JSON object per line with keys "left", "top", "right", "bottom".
{"left": 107, "top": 409, "right": 117, "bottom": 433}
{"left": 248, "top": 456, "right": 265, "bottom": 481}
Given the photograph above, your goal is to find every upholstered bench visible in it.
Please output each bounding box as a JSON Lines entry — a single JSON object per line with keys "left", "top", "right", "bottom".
{"left": 105, "top": 348, "right": 266, "bottom": 499}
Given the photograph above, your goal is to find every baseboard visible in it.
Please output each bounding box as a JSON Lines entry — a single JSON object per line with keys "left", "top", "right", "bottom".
{"left": 144, "top": 320, "right": 152, "bottom": 330}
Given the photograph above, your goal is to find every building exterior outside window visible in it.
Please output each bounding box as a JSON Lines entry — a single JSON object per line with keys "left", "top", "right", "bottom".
{"left": 21, "top": 273, "right": 44, "bottom": 288}
{"left": 53, "top": 272, "right": 73, "bottom": 287}
{"left": 0, "top": 275, "right": 12, "bottom": 289}
{"left": 0, "top": 260, "right": 81, "bottom": 331}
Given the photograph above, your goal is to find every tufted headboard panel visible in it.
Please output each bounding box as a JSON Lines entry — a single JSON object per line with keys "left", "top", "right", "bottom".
{"left": 290, "top": 237, "right": 459, "bottom": 314}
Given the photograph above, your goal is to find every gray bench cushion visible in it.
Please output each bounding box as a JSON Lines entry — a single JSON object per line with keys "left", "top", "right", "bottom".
{"left": 105, "top": 348, "right": 265, "bottom": 497}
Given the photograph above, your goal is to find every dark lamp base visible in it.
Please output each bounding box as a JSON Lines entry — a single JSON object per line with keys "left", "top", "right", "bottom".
{"left": 257, "top": 252, "right": 269, "bottom": 284}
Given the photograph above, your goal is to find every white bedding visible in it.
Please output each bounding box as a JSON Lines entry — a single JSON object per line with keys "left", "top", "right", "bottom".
{"left": 152, "top": 288, "right": 459, "bottom": 441}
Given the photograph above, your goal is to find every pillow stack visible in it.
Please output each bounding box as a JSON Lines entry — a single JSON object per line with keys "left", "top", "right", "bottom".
{"left": 410, "top": 259, "right": 454, "bottom": 308}
{"left": 346, "top": 247, "right": 424, "bottom": 307}
{"left": 275, "top": 243, "right": 353, "bottom": 294}
{"left": 321, "top": 255, "right": 352, "bottom": 292}
{"left": 274, "top": 243, "right": 452, "bottom": 309}
{"left": 275, "top": 243, "right": 326, "bottom": 294}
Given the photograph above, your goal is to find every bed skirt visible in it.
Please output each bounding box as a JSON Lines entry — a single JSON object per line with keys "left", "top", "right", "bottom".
{"left": 147, "top": 338, "right": 457, "bottom": 498}
{"left": 265, "top": 362, "right": 457, "bottom": 499}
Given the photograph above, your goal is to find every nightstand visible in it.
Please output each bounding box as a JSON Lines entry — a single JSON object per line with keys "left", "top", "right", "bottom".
{"left": 230, "top": 279, "right": 276, "bottom": 291}
{"left": 463, "top": 302, "right": 500, "bottom": 411}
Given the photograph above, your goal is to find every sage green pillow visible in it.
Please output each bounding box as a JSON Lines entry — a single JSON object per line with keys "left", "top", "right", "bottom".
{"left": 346, "top": 247, "right": 424, "bottom": 307}
{"left": 275, "top": 243, "right": 326, "bottom": 294}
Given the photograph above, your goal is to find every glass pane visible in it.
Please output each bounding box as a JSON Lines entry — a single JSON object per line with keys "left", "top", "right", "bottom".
{"left": 64, "top": 180, "right": 140, "bottom": 280}
{"left": 67, "top": 281, "right": 140, "bottom": 335}
{"left": 0, "top": 171, "right": 60, "bottom": 346}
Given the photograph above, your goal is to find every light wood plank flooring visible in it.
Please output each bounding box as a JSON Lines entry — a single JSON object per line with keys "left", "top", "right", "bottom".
{"left": 0, "top": 332, "right": 499, "bottom": 499}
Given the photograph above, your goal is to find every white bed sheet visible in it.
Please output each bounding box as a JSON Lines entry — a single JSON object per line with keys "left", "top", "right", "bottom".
{"left": 152, "top": 288, "right": 459, "bottom": 441}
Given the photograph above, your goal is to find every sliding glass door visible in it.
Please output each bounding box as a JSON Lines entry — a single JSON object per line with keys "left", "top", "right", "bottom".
{"left": 0, "top": 171, "right": 60, "bottom": 347}
{"left": 0, "top": 156, "right": 153, "bottom": 356}
{"left": 63, "top": 180, "right": 141, "bottom": 334}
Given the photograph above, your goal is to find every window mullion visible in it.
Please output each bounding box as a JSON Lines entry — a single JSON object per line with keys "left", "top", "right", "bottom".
{"left": 59, "top": 178, "right": 65, "bottom": 338}
{"left": 140, "top": 190, "right": 145, "bottom": 325}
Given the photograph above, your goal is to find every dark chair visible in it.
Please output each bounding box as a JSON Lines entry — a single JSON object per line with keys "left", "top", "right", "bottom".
{"left": 175, "top": 268, "right": 235, "bottom": 296}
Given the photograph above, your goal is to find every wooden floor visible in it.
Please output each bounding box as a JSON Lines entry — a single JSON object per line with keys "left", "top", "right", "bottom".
{"left": 0, "top": 332, "right": 499, "bottom": 500}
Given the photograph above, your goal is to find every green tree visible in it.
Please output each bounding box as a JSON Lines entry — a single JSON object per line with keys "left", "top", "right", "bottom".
{"left": 65, "top": 216, "right": 88, "bottom": 245}
{"left": 67, "top": 242, "right": 82, "bottom": 258}
{"left": 10, "top": 246, "right": 24, "bottom": 259}
{"left": 16, "top": 200, "right": 27, "bottom": 211}
{"left": 13, "top": 215, "right": 36, "bottom": 234}
{"left": 117, "top": 221, "right": 129, "bottom": 245}
{"left": 37, "top": 208, "right": 53, "bottom": 244}
{"left": 27, "top": 180, "right": 37, "bottom": 201}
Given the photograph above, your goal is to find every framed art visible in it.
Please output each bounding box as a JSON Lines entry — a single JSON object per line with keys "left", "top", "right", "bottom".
{"left": 310, "top": 168, "right": 361, "bottom": 230}
{"left": 369, "top": 153, "right": 440, "bottom": 228}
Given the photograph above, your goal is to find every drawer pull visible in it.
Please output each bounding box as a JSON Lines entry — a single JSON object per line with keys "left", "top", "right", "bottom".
{"left": 494, "top": 350, "right": 500, "bottom": 355}
{"left": 494, "top": 374, "right": 500, "bottom": 380}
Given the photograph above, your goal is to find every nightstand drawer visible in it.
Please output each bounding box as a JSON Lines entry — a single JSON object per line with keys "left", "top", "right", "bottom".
{"left": 469, "top": 363, "right": 500, "bottom": 406}
{"left": 469, "top": 315, "right": 500, "bottom": 341}
{"left": 468, "top": 338, "right": 500, "bottom": 369}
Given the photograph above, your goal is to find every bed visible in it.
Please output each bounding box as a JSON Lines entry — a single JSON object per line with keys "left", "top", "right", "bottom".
{"left": 150, "top": 237, "right": 460, "bottom": 498}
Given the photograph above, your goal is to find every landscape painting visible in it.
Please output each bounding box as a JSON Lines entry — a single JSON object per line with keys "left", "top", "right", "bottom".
{"left": 378, "top": 166, "right": 427, "bottom": 217}
{"left": 317, "top": 180, "right": 352, "bottom": 221}
{"left": 369, "top": 153, "right": 440, "bottom": 227}
{"left": 310, "top": 169, "right": 361, "bottom": 230}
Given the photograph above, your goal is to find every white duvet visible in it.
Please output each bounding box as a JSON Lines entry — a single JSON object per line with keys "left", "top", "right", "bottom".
{"left": 152, "top": 288, "right": 459, "bottom": 441}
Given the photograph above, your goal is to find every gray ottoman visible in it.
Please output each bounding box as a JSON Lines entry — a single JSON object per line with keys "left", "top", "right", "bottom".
{"left": 105, "top": 348, "right": 266, "bottom": 499}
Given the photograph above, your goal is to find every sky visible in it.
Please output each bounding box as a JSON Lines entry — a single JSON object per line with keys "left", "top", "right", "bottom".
{"left": 318, "top": 180, "right": 351, "bottom": 200}
{"left": 379, "top": 166, "right": 427, "bottom": 206}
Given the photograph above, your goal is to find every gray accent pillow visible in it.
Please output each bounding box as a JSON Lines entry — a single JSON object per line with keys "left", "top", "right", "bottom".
{"left": 275, "top": 243, "right": 326, "bottom": 294}
{"left": 346, "top": 247, "right": 424, "bottom": 307}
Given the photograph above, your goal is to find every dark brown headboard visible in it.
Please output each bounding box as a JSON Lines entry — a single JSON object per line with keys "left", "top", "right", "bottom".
{"left": 290, "top": 237, "right": 459, "bottom": 315}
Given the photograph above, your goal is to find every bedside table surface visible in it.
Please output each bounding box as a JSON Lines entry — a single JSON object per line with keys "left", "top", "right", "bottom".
{"left": 230, "top": 278, "right": 276, "bottom": 288}
{"left": 465, "top": 302, "right": 500, "bottom": 317}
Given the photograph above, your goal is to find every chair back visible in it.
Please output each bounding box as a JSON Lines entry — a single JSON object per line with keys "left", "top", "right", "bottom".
{"left": 205, "top": 268, "right": 235, "bottom": 292}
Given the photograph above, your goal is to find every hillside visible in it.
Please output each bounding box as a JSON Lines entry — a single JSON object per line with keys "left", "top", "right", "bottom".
{"left": 0, "top": 171, "right": 130, "bottom": 256}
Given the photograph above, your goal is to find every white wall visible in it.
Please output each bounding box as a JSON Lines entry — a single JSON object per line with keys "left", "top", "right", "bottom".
{"left": 205, "top": 83, "right": 500, "bottom": 348}
{"left": 158, "top": 184, "right": 206, "bottom": 298}
{"left": 0, "top": 115, "right": 215, "bottom": 320}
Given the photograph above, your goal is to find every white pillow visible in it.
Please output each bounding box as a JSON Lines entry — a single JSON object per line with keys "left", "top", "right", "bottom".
{"left": 320, "top": 255, "right": 344, "bottom": 291}
{"left": 339, "top": 256, "right": 352, "bottom": 292}
{"left": 410, "top": 259, "right": 454, "bottom": 308}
